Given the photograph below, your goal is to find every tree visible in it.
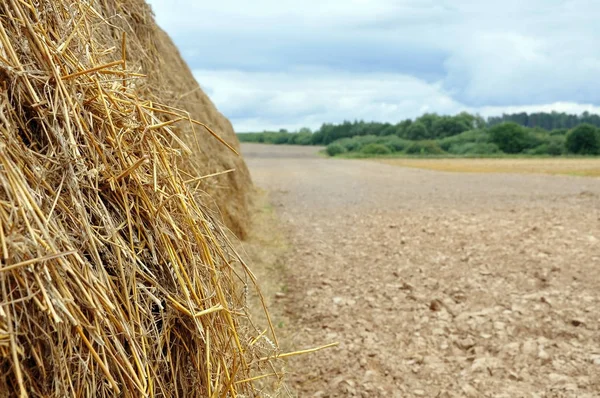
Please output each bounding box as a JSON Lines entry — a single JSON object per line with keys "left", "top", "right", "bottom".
{"left": 473, "top": 114, "right": 487, "bottom": 130}
{"left": 415, "top": 113, "right": 440, "bottom": 133}
{"left": 379, "top": 123, "right": 396, "bottom": 136}
{"left": 431, "top": 116, "right": 470, "bottom": 138}
{"left": 454, "top": 112, "right": 482, "bottom": 129}
{"left": 405, "top": 122, "right": 429, "bottom": 140}
{"left": 395, "top": 119, "right": 412, "bottom": 138}
{"left": 489, "top": 122, "right": 530, "bottom": 153}
{"left": 566, "top": 124, "right": 600, "bottom": 155}
{"left": 486, "top": 111, "right": 600, "bottom": 129}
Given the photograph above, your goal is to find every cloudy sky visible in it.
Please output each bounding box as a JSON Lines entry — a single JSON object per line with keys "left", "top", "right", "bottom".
{"left": 146, "top": 0, "right": 600, "bottom": 132}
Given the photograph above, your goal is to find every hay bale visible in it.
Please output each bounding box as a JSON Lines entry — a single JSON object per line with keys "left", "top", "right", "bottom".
{"left": 112, "top": 0, "right": 252, "bottom": 239}
{"left": 0, "top": 1, "right": 277, "bottom": 396}
{"left": 124, "top": 2, "right": 252, "bottom": 239}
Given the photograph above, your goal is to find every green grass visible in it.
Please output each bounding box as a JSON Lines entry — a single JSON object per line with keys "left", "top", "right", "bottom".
{"left": 335, "top": 152, "right": 599, "bottom": 160}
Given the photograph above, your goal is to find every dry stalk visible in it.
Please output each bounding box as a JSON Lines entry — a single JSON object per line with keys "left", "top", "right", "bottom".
{"left": 0, "top": 1, "right": 282, "bottom": 396}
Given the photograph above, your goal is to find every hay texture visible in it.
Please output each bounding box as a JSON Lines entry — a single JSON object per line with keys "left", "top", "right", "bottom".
{"left": 0, "top": 0, "right": 277, "bottom": 396}
{"left": 123, "top": 2, "right": 252, "bottom": 239}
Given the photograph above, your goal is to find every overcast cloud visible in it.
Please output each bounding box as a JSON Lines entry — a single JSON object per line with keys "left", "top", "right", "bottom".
{"left": 146, "top": 0, "right": 600, "bottom": 131}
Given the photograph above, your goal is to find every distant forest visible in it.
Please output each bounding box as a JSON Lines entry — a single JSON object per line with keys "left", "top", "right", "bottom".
{"left": 487, "top": 111, "right": 600, "bottom": 130}
{"left": 239, "top": 111, "right": 600, "bottom": 145}
{"left": 238, "top": 111, "right": 600, "bottom": 156}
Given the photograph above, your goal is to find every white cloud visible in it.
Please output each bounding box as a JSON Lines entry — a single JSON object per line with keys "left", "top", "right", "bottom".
{"left": 147, "top": 0, "right": 600, "bottom": 131}
{"left": 148, "top": 0, "right": 438, "bottom": 30}
{"left": 193, "top": 69, "right": 462, "bottom": 131}
{"left": 193, "top": 68, "right": 600, "bottom": 131}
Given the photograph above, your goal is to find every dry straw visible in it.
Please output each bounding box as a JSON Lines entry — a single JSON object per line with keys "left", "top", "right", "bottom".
{"left": 0, "top": 0, "right": 283, "bottom": 396}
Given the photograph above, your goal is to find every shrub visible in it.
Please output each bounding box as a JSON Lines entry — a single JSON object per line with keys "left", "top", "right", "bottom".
{"left": 360, "top": 143, "right": 392, "bottom": 155}
{"left": 330, "top": 136, "right": 409, "bottom": 154}
{"left": 290, "top": 132, "right": 313, "bottom": 145}
{"left": 528, "top": 129, "right": 554, "bottom": 149}
{"left": 525, "top": 144, "right": 551, "bottom": 156}
{"left": 273, "top": 133, "right": 291, "bottom": 144}
{"left": 438, "top": 129, "right": 490, "bottom": 151}
{"left": 566, "top": 124, "right": 600, "bottom": 155}
{"left": 448, "top": 142, "right": 501, "bottom": 155}
{"left": 473, "top": 142, "right": 502, "bottom": 155}
{"left": 355, "top": 135, "right": 380, "bottom": 147}
{"left": 380, "top": 136, "right": 410, "bottom": 152}
{"left": 527, "top": 135, "right": 565, "bottom": 156}
{"left": 332, "top": 135, "right": 378, "bottom": 152}
{"left": 550, "top": 128, "right": 568, "bottom": 136}
{"left": 431, "top": 116, "right": 471, "bottom": 138}
{"left": 489, "top": 123, "right": 530, "bottom": 153}
{"left": 545, "top": 135, "right": 566, "bottom": 155}
{"left": 405, "top": 122, "right": 429, "bottom": 140}
{"left": 333, "top": 138, "right": 357, "bottom": 152}
{"left": 405, "top": 140, "right": 445, "bottom": 155}
{"left": 326, "top": 143, "right": 346, "bottom": 156}
{"left": 521, "top": 134, "right": 566, "bottom": 156}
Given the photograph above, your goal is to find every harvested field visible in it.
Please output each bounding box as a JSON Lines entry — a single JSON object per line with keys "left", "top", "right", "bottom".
{"left": 242, "top": 144, "right": 600, "bottom": 398}
{"left": 377, "top": 158, "right": 600, "bottom": 177}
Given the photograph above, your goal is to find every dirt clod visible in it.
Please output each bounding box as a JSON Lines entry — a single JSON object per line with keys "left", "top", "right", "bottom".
{"left": 430, "top": 299, "right": 443, "bottom": 312}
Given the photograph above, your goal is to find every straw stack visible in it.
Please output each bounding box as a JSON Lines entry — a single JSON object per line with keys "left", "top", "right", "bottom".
{"left": 121, "top": 1, "right": 253, "bottom": 239}
{"left": 0, "top": 0, "right": 278, "bottom": 396}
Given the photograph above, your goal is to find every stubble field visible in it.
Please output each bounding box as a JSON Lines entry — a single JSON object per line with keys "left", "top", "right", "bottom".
{"left": 240, "top": 144, "right": 600, "bottom": 398}
{"left": 376, "top": 158, "right": 600, "bottom": 177}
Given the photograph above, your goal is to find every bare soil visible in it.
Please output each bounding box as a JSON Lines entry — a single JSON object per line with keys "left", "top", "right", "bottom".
{"left": 241, "top": 144, "right": 600, "bottom": 398}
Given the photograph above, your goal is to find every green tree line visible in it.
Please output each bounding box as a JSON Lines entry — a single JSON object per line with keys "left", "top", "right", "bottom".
{"left": 488, "top": 111, "right": 600, "bottom": 130}
{"left": 238, "top": 112, "right": 600, "bottom": 156}
{"left": 324, "top": 123, "right": 599, "bottom": 157}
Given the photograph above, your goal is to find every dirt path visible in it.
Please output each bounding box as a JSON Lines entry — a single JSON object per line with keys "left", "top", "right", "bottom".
{"left": 242, "top": 144, "right": 600, "bottom": 398}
